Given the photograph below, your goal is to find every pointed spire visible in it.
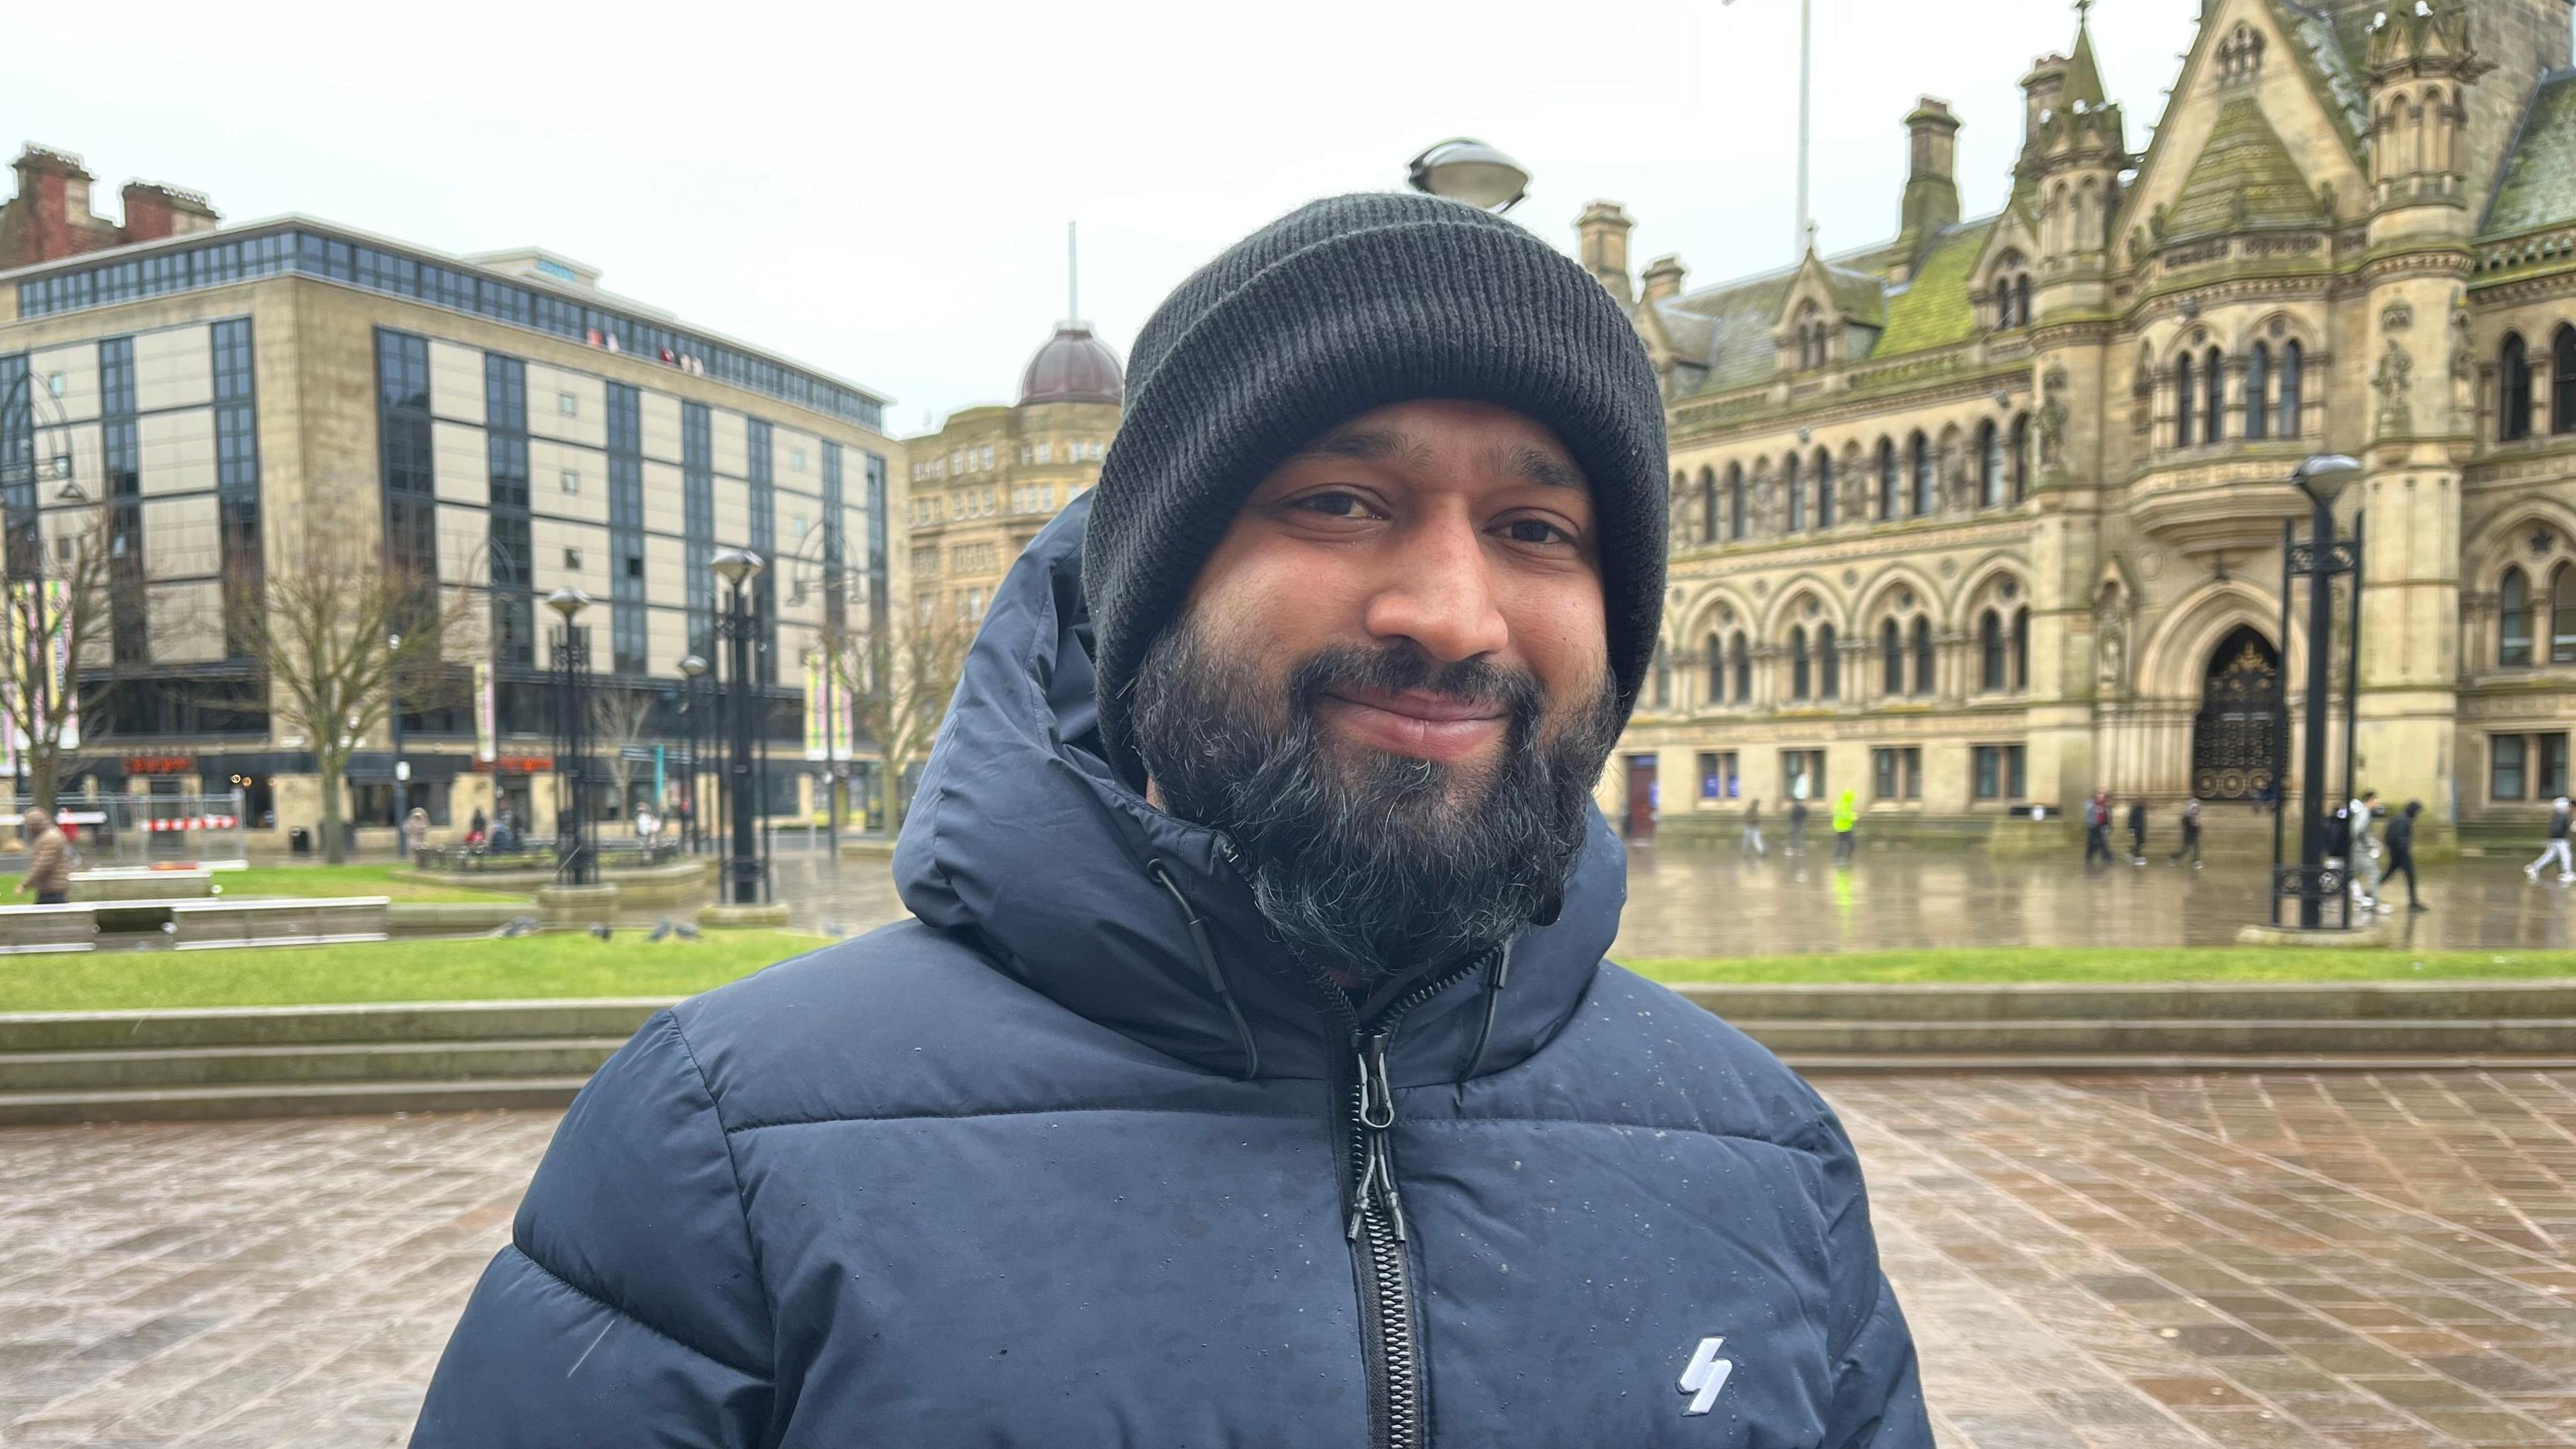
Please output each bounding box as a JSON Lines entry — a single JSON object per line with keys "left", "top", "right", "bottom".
{"left": 2063, "top": 1, "right": 2108, "bottom": 111}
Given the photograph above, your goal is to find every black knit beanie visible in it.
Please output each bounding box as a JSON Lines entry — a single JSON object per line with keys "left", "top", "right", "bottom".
{"left": 1081, "top": 192, "right": 1668, "bottom": 788}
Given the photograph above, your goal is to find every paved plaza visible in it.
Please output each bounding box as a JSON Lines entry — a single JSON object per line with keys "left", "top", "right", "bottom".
{"left": 0, "top": 1071, "right": 2568, "bottom": 1447}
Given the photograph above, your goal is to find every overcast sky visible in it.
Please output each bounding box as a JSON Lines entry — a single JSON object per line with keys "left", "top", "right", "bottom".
{"left": 17, "top": 0, "right": 2208, "bottom": 435}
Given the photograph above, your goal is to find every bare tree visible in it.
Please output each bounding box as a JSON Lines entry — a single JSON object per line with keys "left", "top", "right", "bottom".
{"left": 227, "top": 532, "right": 475, "bottom": 864}
{"left": 0, "top": 507, "right": 117, "bottom": 809}
{"left": 589, "top": 684, "right": 659, "bottom": 821}
{"left": 837, "top": 602, "right": 973, "bottom": 830}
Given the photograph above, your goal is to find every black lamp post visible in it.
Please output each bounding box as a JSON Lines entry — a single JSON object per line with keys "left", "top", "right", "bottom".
{"left": 2272, "top": 454, "right": 2365, "bottom": 930}
{"left": 712, "top": 548, "right": 767, "bottom": 906}
{"left": 677, "top": 653, "right": 707, "bottom": 855}
{"left": 547, "top": 586, "right": 595, "bottom": 886}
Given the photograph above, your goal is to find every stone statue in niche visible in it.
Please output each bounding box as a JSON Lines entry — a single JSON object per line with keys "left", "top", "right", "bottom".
{"left": 2094, "top": 588, "right": 2129, "bottom": 695}
{"left": 2128, "top": 229, "right": 2147, "bottom": 267}
{"left": 2373, "top": 338, "right": 2414, "bottom": 435}
{"left": 2149, "top": 203, "right": 2169, "bottom": 241}
{"left": 2449, "top": 304, "right": 2477, "bottom": 429}
{"left": 2037, "top": 367, "right": 2072, "bottom": 476}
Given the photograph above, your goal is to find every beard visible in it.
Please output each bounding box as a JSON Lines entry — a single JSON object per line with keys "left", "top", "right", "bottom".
{"left": 1130, "top": 611, "right": 1623, "bottom": 985}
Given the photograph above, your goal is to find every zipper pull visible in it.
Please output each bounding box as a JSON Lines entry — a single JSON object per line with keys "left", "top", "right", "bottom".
{"left": 1348, "top": 1031, "right": 1409, "bottom": 1242}
{"left": 1357, "top": 1031, "right": 1395, "bottom": 1132}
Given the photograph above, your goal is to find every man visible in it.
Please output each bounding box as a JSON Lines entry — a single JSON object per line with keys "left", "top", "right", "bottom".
{"left": 2528, "top": 796, "right": 2573, "bottom": 883}
{"left": 1787, "top": 790, "right": 1811, "bottom": 856}
{"left": 2125, "top": 797, "right": 2148, "bottom": 865}
{"left": 2385, "top": 800, "right": 2425, "bottom": 912}
{"left": 2084, "top": 790, "right": 2114, "bottom": 869}
{"left": 16, "top": 808, "right": 69, "bottom": 905}
{"left": 1832, "top": 786, "right": 1858, "bottom": 863}
{"left": 2349, "top": 789, "right": 2390, "bottom": 914}
{"left": 2169, "top": 796, "right": 2202, "bottom": 868}
{"left": 411, "top": 195, "right": 1927, "bottom": 1448}
{"left": 1741, "top": 795, "right": 1767, "bottom": 857}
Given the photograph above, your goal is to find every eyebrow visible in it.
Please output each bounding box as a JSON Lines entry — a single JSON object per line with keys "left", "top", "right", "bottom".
{"left": 1289, "top": 428, "right": 1586, "bottom": 492}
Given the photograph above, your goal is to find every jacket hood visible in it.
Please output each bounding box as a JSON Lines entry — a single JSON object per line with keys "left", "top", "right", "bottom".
{"left": 894, "top": 494, "right": 1625, "bottom": 1085}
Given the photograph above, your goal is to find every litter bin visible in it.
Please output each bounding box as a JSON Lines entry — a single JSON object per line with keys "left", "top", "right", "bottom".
{"left": 289, "top": 826, "right": 311, "bottom": 857}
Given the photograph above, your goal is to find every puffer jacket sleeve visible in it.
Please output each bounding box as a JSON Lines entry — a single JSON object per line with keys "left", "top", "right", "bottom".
{"left": 1808, "top": 1091, "right": 1934, "bottom": 1448}
{"left": 411, "top": 1010, "right": 774, "bottom": 1448}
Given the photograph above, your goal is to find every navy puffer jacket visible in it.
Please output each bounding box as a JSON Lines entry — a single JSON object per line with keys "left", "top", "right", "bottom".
{"left": 413, "top": 498, "right": 1929, "bottom": 1448}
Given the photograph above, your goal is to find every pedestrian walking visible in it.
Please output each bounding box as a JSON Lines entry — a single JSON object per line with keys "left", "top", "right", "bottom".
{"left": 402, "top": 806, "right": 431, "bottom": 864}
{"left": 468, "top": 806, "right": 488, "bottom": 849}
{"left": 2126, "top": 797, "right": 2148, "bottom": 865}
{"left": 2527, "top": 796, "right": 2574, "bottom": 883}
{"left": 2348, "top": 790, "right": 2390, "bottom": 914}
{"left": 2168, "top": 797, "right": 2202, "bottom": 867}
{"left": 2083, "top": 791, "right": 2114, "bottom": 868}
{"left": 1740, "top": 798, "right": 1767, "bottom": 857}
{"left": 1787, "top": 794, "right": 1810, "bottom": 856}
{"left": 412, "top": 193, "right": 1929, "bottom": 1448}
{"left": 16, "top": 807, "right": 71, "bottom": 906}
{"left": 1832, "top": 786, "right": 1858, "bottom": 863}
{"left": 2385, "top": 800, "right": 2425, "bottom": 912}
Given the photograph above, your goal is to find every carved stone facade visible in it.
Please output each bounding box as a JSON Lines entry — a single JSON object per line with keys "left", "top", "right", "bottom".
{"left": 1596, "top": 0, "right": 2576, "bottom": 849}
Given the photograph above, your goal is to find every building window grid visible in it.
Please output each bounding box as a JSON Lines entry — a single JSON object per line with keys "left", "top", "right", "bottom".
{"left": 482, "top": 351, "right": 536, "bottom": 667}
{"left": 605, "top": 382, "right": 647, "bottom": 676}
{"left": 747, "top": 419, "right": 777, "bottom": 686}
{"left": 683, "top": 402, "right": 715, "bottom": 661}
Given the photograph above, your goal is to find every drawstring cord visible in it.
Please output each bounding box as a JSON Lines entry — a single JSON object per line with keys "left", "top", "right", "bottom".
{"left": 1148, "top": 861, "right": 1260, "bottom": 1082}
{"left": 1456, "top": 939, "right": 1515, "bottom": 1084}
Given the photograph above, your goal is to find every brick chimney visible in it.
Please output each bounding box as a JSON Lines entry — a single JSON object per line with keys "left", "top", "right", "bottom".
{"left": 1575, "top": 201, "right": 1635, "bottom": 305}
{"left": 121, "top": 182, "right": 219, "bottom": 244}
{"left": 1640, "top": 254, "right": 1687, "bottom": 305}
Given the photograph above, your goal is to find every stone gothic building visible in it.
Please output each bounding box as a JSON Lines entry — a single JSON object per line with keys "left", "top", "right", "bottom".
{"left": 1592, "top": 0, "right": 2576, "bottom": 852}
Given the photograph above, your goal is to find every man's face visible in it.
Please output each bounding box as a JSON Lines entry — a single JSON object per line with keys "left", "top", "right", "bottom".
{"left": 1130, "top": 399, "right": 1621, "bottom": 981}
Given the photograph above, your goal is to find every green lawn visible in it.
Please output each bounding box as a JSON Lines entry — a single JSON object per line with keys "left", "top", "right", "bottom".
{"left": 0, "top": 863, "right": 529, "bottom": 904}
{"left": 1623, "top": 948, "right": 2576, "bottom": 985}
{"left": 0, "top": 930, "right": 826, "bottom": 1014}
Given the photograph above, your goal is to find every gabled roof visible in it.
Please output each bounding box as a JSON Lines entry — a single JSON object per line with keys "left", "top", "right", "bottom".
{"left": 1666, "top": 270, "right": 1799, "bottom": 394}
{"left": 2272, "top": 1, "right": 2369, "bottom": 148}
{"left": 2168, "top": 97, "right": 2326, "bottom": 236}
{"left": 2487, "top": 69, "right": 2576, "bottom": 235}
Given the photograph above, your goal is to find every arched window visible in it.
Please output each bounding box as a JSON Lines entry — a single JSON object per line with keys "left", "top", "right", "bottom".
{"left": 1978, "top": 421, "right": 2004, "bottom": 508}
{"left": 2554, "top": 563, "right": 2576, "bottom": 663}
{"left": 1979, "top": 610, "right": 2005, "bottom": 692}
{"left": 1697, "top": 469, "right": 1717, "bottom": 545}
{"left": 1814, "top": 449, "right": 1835, "bottom": 530}
{"left": 2555, "top": 326, "right": 2576, "bottom": 435}
{"left": 1818, "top": 623, "right": 1839, "bottom": 700}
{"left": 1731, "top": 631, "right": 1752, "bottom": 702}
{"left": 1876, "top": 439, "right": 1899, "bottom": 519}
{"left": 1784, "top": 453, "right": 1805, "bottom": 533}
{"left": 2010, "top": 415, "right": 2031, "bottom": 502}
{"left": 2504, "top": 334, "right": 2534, "bottom": 442}
{"left": 1911, "top": 616, "right": 1936, "bottom": 696}
{"left": 2176, "top": 351, "right": 2197, "bottom": 447}
{"left": 1909, "top": 432, "right": 1933, "bottom": 517}
{"left": 1726, "top": 464, "right": 1746, "bottom": 541}
{"left": 2011, "top": 606, "right": 2030, "bottom": 690}
{"left": 1705, "top": 631, "right": 1725, "bottom": 702}
{"left": 2203, "top": 345, "right": 2225, "bottom": 444}
{"left": 2245, "top": 343, "right": 2271, "bottom": 441}
{"left": 2278, "top": 340, "right": 2304, "bottom": 439}
{"left": 1880, "top": 618, "right": 1904, "bottom": 695}
{"left": 2016, "top": 275, "right": 2031, "bottom": 330}
{"left": 1788, "top": 627, "right": 1811, "bottom": 701}
{"left": 2502, "top": 566, "right": 2532, "bottom": 666}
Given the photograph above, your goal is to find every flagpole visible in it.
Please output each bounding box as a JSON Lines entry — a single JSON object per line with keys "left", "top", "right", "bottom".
{"left": 1796, "top": 0, "right": 1812, "bottom": 260}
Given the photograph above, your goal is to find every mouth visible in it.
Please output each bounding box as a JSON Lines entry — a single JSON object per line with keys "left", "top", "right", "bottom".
{"left": 1314, "top": 687, "right": 1510, "bottom": 764}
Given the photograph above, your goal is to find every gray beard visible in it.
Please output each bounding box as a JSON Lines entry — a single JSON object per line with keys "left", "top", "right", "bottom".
{"left": 1130, "top": 612, "right": 1622, "bottom": 983}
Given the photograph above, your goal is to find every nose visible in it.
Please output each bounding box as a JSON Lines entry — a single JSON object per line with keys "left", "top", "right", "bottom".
{"left": 1358, "top": 508, "right": 1509, "bottom": 663}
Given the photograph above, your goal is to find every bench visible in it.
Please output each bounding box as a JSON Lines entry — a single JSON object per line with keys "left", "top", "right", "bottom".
{"left": 0, "top": 903, "right": 99, "bottom": 955}
{"left": 168, "top": 897, "right": 391, "bottom": 950}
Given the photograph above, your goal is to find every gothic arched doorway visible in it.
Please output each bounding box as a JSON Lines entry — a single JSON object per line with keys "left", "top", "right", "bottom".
{"left": 2192, "top": 625, "right": 2282, "bottom": 802}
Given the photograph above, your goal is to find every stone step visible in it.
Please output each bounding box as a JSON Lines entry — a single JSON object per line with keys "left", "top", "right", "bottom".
{"left": 0, "top": 1076, "right": 595, "bottom": 1127}
{"left": 0, "top": 1037, "right": 626, "bottom": 1091}
{"left": 1670, "top": 980, "right": 2576, "bottom": 1022}
{"left": 1727, "top": 1017, "right": 2576, "bottom": 1055}
{"left": 0, "top": 998, "right": 672, "bottom": 1053}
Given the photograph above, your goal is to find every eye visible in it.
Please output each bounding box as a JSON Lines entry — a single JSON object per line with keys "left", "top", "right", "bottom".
{"left": 1499, "top": 517, "right": 1574, "bottom": 547}
{"left": 1289, "top": 490, "right": 1376, "bottom": 519}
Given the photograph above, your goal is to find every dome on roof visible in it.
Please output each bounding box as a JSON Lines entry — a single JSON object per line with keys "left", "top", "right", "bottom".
{"left": 1019, "top": 323, "right": 1124, "bottom": 407}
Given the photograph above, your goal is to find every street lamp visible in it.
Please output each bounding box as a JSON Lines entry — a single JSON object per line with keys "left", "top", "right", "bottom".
{"left": 546, "top": 586, "right": 594, "bottom": 887}
{"left": 2273, "top": 454, "right": 2365, "bottom": 930}
{"left": 710, "top": 548, "right": 767, "bottom": 906}
{"left": 678, "top": 653, "right": 708, "bottom": 856}
{"left": 1405, "top": 138, "right": 1530, "bottom": 213}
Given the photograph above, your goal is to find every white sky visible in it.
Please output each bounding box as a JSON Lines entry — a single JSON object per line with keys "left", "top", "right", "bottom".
{"left": 15, "top": 0, "right": 2206, "bottom": 435}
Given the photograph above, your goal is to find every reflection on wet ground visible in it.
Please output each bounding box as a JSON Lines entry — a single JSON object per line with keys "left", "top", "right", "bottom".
{"left": 757, "top": 838, "right": 2576, "bottom": 959}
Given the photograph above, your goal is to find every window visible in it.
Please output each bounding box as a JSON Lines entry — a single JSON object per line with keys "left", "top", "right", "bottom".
{"left": 2493, "top": 733, "right": 2529, "bottom": 800}
{"left": 560, "top": 469, "right": 580, "bottom": 494}
{"left": 2245, "top": 343, "right": 2271, "bottom": 440}
{"left": 1978, "top": 421, "right": 2002, "bottom": 508}
{"left": 2012, "top": 607, "right": 2029, "bottom": 690}
{"left": 1979, "top": 609, "right": 2006, "bottom": 692}
{"left": 2176, "top": 351, "right": 2197, "bottom": 447}
{"left": 1705, "top": 633, "right": 1726, "bottom": 704}
{"left": 1782, "top": 750, "right": 1825, "bottom": 806}
{"left": 1881, "top": 619, "right": 1904, "bottom": 694}
{"left": 2557, "top": 327, "right": 2576, "bottom": 435}
{"left": 1876, "top": 440, "right": 1898, "bottom": 520}
{"left": 1909, "top": 433, "right": 1933, "bottom": 517}
{"left": 1818, "top": 623, "right": 1839, "bottom": 699}
{"left": 2555, "top": 563, "right": 2576, "bottom": 664}
{"left": 2503, "top": 566, "right": 2534, "bottom": 665}
{"left": 1698, "top": 469, "right": 1717, "bottom": 545}
{"left": 2010, "top": 415, "right": 2031, "bottom": 502}
{"left": 2203, "top": 347, "right": 2225, "bottom": 443}
{"left": 1730, "top": 632, "right": 1751, "bottom": 702}
{"left": 1784, "top": 454, "right": 1805, "bottom": 532}
{"left": 557, "top": 391, "right": 579, "bottom": 417}
{"left": 1974, "top": 744, "right": 2027, "bottom": 800}
{"left": 1911, "top": 616, "right": 1935, "bottom": 696}
{"left": 1698, "top": 751, "right": 1740, "bottom": 801}
{"left": 1814, "top": 449, "right": 1835, "bottom": 529}
{"left": 2504, "top": 334, "right": 2534, "bottom": 442}
{"left": 2549, "top": 733, "right": 2573, "bottom": 800}
{"left": 1727, "top": 464, "right": 1746, "bottom": 541}
{"left": 1788, "top": 627, "right": 1811, "bottom": 701}
{"left": 792, "top": 447, "right": 808, "bottom": 472}
{"left": 2278, "top": 340, "right": 2304, "bottom": 439}
{"left": 1873, "top": 747, "right": 1922, "bottom": 801}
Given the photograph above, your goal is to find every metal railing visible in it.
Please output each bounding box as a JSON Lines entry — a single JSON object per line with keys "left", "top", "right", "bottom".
{"left": 8, "top": 792, "right": 249, "bottom": 867}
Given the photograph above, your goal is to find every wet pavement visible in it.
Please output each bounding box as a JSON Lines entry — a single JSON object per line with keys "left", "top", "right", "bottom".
{"left": 3, "top": 1071, "right": 2569, "bottom": 1448}
{"left": 754, "top": 840, "right": 2576, "bottom": 959}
